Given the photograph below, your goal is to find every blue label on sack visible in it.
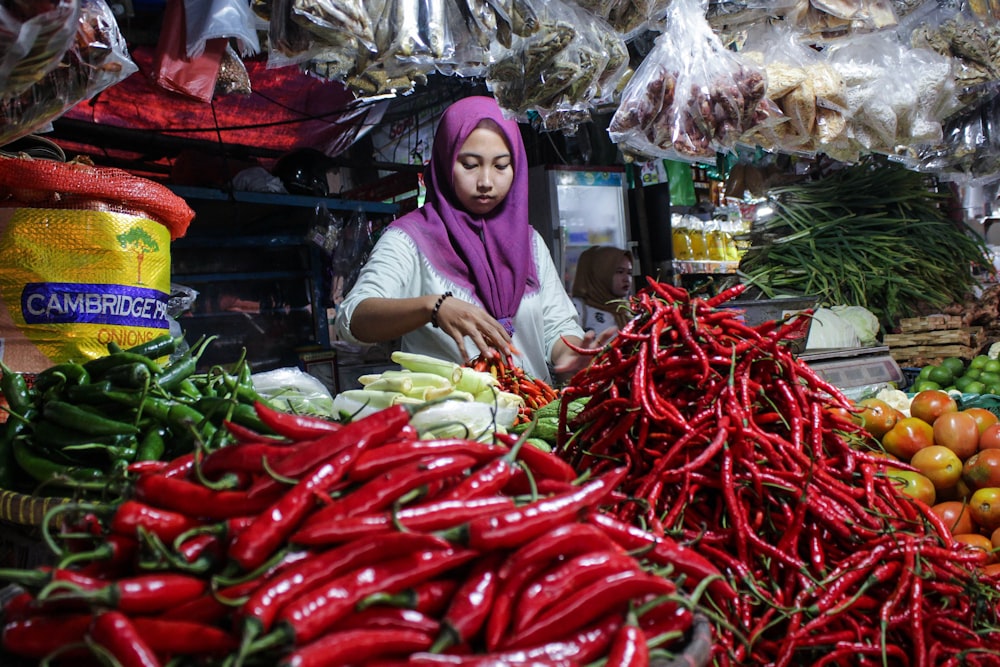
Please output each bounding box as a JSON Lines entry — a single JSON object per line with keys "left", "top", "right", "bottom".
{"left": 21, "top": 282, "right": 170, "bottom": 328}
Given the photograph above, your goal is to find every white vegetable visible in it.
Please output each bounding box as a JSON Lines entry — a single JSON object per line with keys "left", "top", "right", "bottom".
{"left": 875, "top": 387, "right": 911, "bottom": 417}
{"left": 805, "top": 308, "right": 861, "bottom": 350}
{"left": 830, "top": 305, "right": 880, "bottom": 346}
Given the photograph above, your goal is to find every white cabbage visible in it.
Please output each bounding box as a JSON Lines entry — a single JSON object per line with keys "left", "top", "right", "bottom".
{"left": 830, "top": 305, "right": 880, "bottom": 346}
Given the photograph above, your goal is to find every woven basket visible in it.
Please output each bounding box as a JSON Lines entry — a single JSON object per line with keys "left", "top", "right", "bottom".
{"left": 0, "top": 489, "right": 70, "bottom": 526}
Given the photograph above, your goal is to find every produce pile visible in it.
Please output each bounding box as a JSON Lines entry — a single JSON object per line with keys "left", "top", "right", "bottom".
{"left": 0, "top": 335, "right": 285, "bottom": 498}
{"left": 556, "top": 279, "right": 1000, "bottom": 664}
{"left": 0, "top": 402, "right": 720, "bottom": 666}
{"left": 466, "top": 353, "right": 560, "bottom": 426}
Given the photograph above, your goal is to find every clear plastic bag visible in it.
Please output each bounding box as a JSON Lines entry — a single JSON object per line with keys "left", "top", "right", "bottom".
{"left": 0, "top": 0, "right": 80, "bottom": 100}
{"left": 183, "top": 0, "right": 261, "bottom": 57}
{"left": 607, "top": 0, "right": 765, "bottom": 162}
{"left": 292, "top": 0, "right": 377, "bottom": 54}
{"left": 0, "top": 0, "right": 136, "bottom": 147}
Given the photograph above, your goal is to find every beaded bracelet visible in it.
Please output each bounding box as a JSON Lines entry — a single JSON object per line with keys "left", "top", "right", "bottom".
{"left": 430, "top": 291, "right": 453, "bottom": 328}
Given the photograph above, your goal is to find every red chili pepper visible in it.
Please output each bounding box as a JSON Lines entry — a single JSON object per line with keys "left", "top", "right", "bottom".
{"left": 432, "top": 553, "right": 504, "bottom": 651}
{"left": 126, "top": 460, "right": 170, "bottom": 476}
{"left": 1, "top": 613, "right": 93, "bottom": 659}
{"left": 253, "top": 400, "right": 342, "bottom": 439}
{"left": 502, "top": 570, "right": 674, "bottom": 650}
{"left": 110, "top": 500, "right": 204, "bottom": 544}
{"left": 350, "top": 439, "right": 505, "bottom": 481}
{"left": 133, "top": 474, "right": 279, "bottom": 521}
{"left": 291, "top": 495, "right": 514, "bottom": 545}
{"left": 223, "top": 418, "right": 288, "bottom": 443}
{"left": 585, "top": 511, "right": 736, "bottom": 603}
{"left": 159, "top": 578, "right": 259, "bottom": 625}
{"left": 359, "top": 579, "right": 461, "bottom": 617}
{"left": 89, "top": 610, "right": 161, "bottom": 667}
{"left": 300, "top": 454, "right": 478, "bottom": 527}
{"left": 247, "top": 404, "right": 411, "bottom": 499}
{"left": 228, "top": 435, "right": 376, "bottom": 572}
{"left": 338, "top": 607, "right": 441, "bottom": 635}
{"left": 129, "top": 617, "right": 240, "bottom": 656}
{"left": 605, "top": 614, "right": 649, "bottom": 667}
{"left": 43, "top": 572, "right": 207, "bottom": 616}
{"left": 276, "top": 548, "right": 477, "bottom": 645}
{"left": 199, "top": 441, "right": 295, "bottom": 478}
{"left": 452, "top": 468, "right": 626, "bottom": 551}
{"left": 161, "top": 452, "right": 195, "bottom": 478}
{"left": 241, "top": 531, "right": 450, "bottom": 640}
{"left": 513, "top": 550, "right": 638, "bottom": 633}
{"left": 495, "top": 433, "right": 577, "bottom": 482}
{"left": 279, "top": 628, "right": 434, "bottom": 667}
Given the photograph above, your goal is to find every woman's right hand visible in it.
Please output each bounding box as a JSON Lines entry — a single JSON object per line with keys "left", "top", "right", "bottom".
{"left": 433, "top": 294, "right": 515, "bottom": 360}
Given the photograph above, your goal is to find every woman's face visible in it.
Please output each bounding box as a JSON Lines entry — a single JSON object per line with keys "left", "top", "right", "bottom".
{"left": 611, "top": 255, "right": 633, "bottom": 297}
{"left": 452, "top": 124, "right": 514, "bottom": 217}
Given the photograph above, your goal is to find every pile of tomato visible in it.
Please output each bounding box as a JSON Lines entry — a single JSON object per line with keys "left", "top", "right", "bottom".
{"left": 855, "top": 389, "right": 1000, "bottom": 572}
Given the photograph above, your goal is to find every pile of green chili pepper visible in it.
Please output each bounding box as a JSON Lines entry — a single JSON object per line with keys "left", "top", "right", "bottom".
{"left": 557, "top": 278, "right": 1000, "bottom": 665}
{"left": 0, "top": 334, "right": 285, "bottom": 496}
{"left": 0, "top": 402, "right": 720, "bottom": 666}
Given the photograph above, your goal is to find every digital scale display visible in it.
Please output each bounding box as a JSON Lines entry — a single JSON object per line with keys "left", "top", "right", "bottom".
{"left": 799, "top": 346, "right": 905, "bottom": 391}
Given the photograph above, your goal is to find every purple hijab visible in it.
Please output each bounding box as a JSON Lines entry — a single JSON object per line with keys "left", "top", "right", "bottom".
{"left": 391, "top": 96, "right": 537, "bottom": 333}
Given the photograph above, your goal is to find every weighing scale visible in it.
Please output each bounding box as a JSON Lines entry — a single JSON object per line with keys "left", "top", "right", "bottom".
{"left": 798, "top": 345, "right": 906, "bottom": 392}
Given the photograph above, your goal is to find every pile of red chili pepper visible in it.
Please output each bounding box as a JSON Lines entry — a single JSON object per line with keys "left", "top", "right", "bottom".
{"left": 467, "top": 355, "right": 559, "bottom": 426}
{"left": 556, "top": 279, "right": 1000, "bottom": 665}
{"left": 0, "top": 399, "right": 721, "bottom": 666}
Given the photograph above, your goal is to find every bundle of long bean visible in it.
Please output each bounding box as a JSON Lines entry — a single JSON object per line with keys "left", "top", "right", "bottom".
{"left": 0, "top": 401, "right": 721, "bottom": 666}
{"left": 738, "top": 157, "right": 991, "bottom": 331}
{"left": 556, "top": 279, "right": 1000, "bottom": 665}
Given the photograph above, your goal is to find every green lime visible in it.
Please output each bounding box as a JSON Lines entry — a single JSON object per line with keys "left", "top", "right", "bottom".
{"left": 988, "top": 384, "right": 1000, "bottom": 396}
{"left": 965, "top": 381, "right": 988, "bottom": 394}
{"left": 979, "top": 371, "right": 1000, "bottom": 387}
{"left": 955, "top": 375, "right": 976, "bottom": 392}
{"left": 926, "top": 366, "right": 954, "bottom": 386}
{"left": 964, "top": 368, "right": 983, "bottom": 381}
{"left": 985, "top": 359, "right": 1000, "bottom": 374}
{"left": 971, "top": 355, "right": 991, "bottom": 370}
{"left": 941, "top": 357, "right": 966, "bottom": 376}
{"left": 917, "top": 365, "right": 934, "bottom": 381}
{"left": 913, "top": 379, "right": 942, "bottom": 392}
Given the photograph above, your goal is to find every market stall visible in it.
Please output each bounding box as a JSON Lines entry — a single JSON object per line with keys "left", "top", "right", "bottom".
{"left": 4, "top": 0, "right": 1000, "bottom": 665}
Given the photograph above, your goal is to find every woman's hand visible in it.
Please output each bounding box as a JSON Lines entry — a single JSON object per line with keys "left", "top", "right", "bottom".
{"left": 550, "top": 330, "right": 609, "bottom": 381}
{"left": 435, "top": 294, "right": 516, "bottom": 360}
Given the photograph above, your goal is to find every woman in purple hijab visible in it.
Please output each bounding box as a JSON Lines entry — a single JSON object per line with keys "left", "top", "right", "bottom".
{"left": 334, "top": 95, "right": 597, "bottom": 384}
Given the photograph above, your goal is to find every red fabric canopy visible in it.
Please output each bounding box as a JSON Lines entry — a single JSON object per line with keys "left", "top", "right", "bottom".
{"left": 62, "top": 45, "right": 386, "bottom": 161}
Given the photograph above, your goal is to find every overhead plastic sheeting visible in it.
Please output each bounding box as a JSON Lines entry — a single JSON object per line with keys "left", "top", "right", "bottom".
{"left": 60, "top": 45, "right": 389, "bottom": 160}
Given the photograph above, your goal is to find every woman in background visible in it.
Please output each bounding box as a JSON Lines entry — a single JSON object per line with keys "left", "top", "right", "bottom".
{"left": 571, "top": 245, "right": 635, "bottom": 336}
{"left": 335, "top": 96, "right": 598, "bottom": 384}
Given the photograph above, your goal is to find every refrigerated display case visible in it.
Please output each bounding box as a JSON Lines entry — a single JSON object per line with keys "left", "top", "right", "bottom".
{"left": 528, "top": 165, "right": 633, "bottom": 291}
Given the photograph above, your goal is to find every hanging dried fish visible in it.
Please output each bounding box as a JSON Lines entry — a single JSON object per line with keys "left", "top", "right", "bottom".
{"left": 386, "top": 0, "right": 449, "bottom": 59}
{"left": 292, "top": 0, "right": 377, "bottom": 52}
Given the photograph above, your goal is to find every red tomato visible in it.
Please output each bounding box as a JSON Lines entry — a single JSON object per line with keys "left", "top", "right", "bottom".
{"left": 932, "top": 411, "right": 981, "bottom": 461}
{"left": 963, "top": 449, "right": 1000, "bottom": 490}
{"left": 930, "top": 500, "right": 976, "bottom": 536}
{"left": 979, "top": 423, "right": 1000, "bottom": 451}
{"left": 909, "top": 390, "right": 958, "bottom": 425}
{"left": 910, "top": 445, "right": 963, "bottom": 491}
{"left": 886, "top": 469, "right": 936, "bottom": 506}
{"left": 854, "top": 398, "right": 899, "bottom": 439}
{"left": 881, "top": 417, "right": 935, "bottom": 461}
{"left": 964, "top": 408, "right": 999, "bottom": 435}
{"left": 969, "top": 487, "right": 1000, "bottom": 533}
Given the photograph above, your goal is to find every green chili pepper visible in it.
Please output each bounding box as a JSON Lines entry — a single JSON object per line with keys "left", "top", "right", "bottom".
{"left": 0, "top": 411, "right": 33, "bottom": 489}
{"left": 83, "top": 352, "right": 162, "bottom": 380}
{"left": 12, "top": 439, "right": 105, "bottom": 487}
{"left": 65, "top": 380, "right": 115, "bottom": 405}
{"left": 136, "top": 429, "right": 166, "bottom": 462}
{"left": 42, "top": 401, "right": 139, "bottom": 437}
{"left": 104, "top": 362, "right": 153, "bottom": 389}
{"left": 33, "top": 363, "right": 90, "bottom": 395}
{"left": 32, "top": 420, "right": 138, "bottom": 451}
{"left": 0, "top": 361, "right": 34, "bottom": 416}
{"left": 195, "top": 396, "right": 270, "bottom": 433}
{"left": 125, "top": 334, "right": 181, "bottom": 360}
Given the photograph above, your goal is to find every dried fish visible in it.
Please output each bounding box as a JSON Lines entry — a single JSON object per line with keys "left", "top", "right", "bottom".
{"left": 292, "top": 0, "right": 377, "bottom": 52}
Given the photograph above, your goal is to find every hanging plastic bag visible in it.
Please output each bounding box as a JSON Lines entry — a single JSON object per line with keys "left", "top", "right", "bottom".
{"left": 0, "top": 0, "right": 137, "bottom": 147}
{"left": 607, "top": 0, "right": 765, "bottom": 163}
{"left": 152, "top": 0, "right": 227, "bottom": 103}
{"left": 291, "top": 0, "right": 377, "bottom": 54}
{"left": 0, "top": 0, "right": 80, "bottom": 100}
{"left": 183, "top": 0, "right": 260, "bottom": 57}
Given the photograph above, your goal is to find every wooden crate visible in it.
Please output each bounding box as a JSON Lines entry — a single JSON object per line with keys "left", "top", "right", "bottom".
{"left": 884, "top": 327, "right": 984, "bottom": 349}
{"left": 897, "top": 315, "right": 964, "bottom": 333}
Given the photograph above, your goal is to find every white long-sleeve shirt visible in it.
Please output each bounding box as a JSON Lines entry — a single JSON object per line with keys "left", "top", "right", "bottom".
{"left": 335, "top": 227, "right": 584, "bottom": 385}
